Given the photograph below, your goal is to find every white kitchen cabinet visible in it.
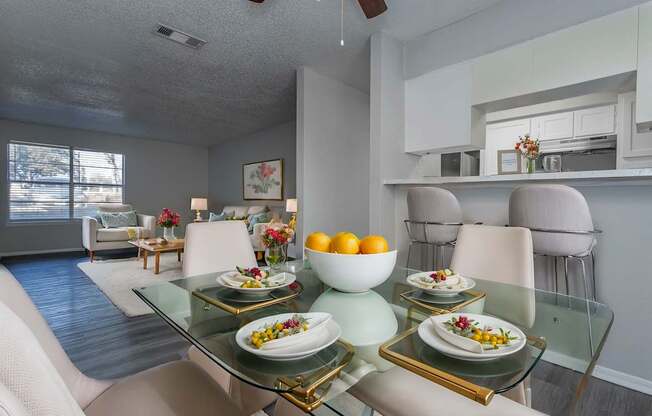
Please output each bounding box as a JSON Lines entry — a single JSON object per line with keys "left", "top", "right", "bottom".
{"left": 618, "top": 92, "right": 652, "bottom": 168}
{"left": 531, "top": 112, "right": 574, "bottom": 141}
{"left": 573, "top": 105, "right": 616, "bottom": 137}
{"left": 405, "top": 61, "right": 485, "bottom": 154}
{"left": 471, "top": 6, "right": 638, "bottom": 106}
{"left": 471, "top": 42, "right": 533, "bottom": 106}
{"left": 484, "top": 119, "right": 531, "bottom": 176}
{"left": 637, "top": 2, "right": 652, "bottom": 131}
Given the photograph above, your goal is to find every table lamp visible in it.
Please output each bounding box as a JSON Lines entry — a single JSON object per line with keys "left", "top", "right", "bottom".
{"left": 286, "top": 198, "right": 297, "bottom": 231}
{"left": 190, "top": 198, "right": 208, "bottom": 222}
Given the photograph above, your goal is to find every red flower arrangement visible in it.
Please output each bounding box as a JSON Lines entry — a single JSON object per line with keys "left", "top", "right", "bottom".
{"left": 515, "top": 134, "right": 540, "bottom": 161}
{"left": 157, "top": 208, "right": 181, "bottom": 228}
{"left": 261, "top": 225, "right": 294, "bottom": 248}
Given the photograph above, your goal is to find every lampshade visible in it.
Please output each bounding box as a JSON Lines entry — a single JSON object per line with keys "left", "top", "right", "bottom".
{"left": 286, "top": 198, "right": 297, "bottom": 213}
{"left": 190, "top": 198, "right": 208, "bottom": 211}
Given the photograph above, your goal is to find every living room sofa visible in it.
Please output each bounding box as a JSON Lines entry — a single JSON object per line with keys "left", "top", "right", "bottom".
{"left": 82, "top": 204, "right": 156, "bottom": 261}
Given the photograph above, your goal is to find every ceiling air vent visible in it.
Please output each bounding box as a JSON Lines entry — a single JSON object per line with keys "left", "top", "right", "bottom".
{"left": 153, "top": 24, "right": 206, "bottom": 49}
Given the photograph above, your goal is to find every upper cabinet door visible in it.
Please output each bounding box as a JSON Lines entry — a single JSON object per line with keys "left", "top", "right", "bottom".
{"left": 531, "top": 112, "right": 574, "bottom": 141}
{"left": 637, "top": 2, "right": 652, "bottom": 131}
{"left": 530, "top": 8, "right": 638, "bottom": 93}
{"left": 484, "top": 119, "right": 531, "bottom": 176}
{"left": 573, "top": 105, "right": 616, "bottom": 137}
{"left": 405, "top": 62, "right": 485, "bottom": 154}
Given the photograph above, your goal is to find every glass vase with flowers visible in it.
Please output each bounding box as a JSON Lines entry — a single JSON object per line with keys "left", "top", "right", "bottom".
{"left": 515, "top": 134, "right": 541, "bottom": 174}
{"left": 157, "top": 208, "right": 181, "bottom": 241}
{"left": 261, "top": 224, "right": 295, "bottom": 270}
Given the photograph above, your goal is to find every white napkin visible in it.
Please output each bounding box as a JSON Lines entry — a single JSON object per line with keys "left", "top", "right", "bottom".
{"left": 220, "top": 271, "right": 286, "bottom": 288}
{"left": 260, "top": 315, "right": 332, "bottom": 351}
{"left": 433, "top": 321, "right": 483, "bottom": 354}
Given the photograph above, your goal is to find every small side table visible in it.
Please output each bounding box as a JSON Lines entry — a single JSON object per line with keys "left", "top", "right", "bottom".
{"left": 129, "top": 239, "right": 185, "bottom": 274}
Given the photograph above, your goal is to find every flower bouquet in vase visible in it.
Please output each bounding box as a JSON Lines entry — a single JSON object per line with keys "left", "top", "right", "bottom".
{"left": 515, "top": 134, "right": 541, "bottom": 174}
{"left": 157, "top": 208, "right": 181, "bottom": 241}
{"left": 261, "top": 224, "right": 295, "bottom": 270}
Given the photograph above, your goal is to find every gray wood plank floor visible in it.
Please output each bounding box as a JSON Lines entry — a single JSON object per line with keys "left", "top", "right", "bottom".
{"left": 2, "top": 252, "right": 650, "bottom": 415}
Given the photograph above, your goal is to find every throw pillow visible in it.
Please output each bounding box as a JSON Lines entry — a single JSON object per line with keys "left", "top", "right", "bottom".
{"left": 247, "top": 212, "right": 271, "bottom": 233}
{"left": 209, "top": 212, "right": 227, "bottom": 222}
{"left": 99, "top": 210, "right": 138, "bottom": 228}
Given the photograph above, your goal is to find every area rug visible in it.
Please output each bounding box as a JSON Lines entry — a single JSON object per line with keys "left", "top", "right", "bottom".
{"left": 77, "top": 253, "right": 183, "bottom": 317}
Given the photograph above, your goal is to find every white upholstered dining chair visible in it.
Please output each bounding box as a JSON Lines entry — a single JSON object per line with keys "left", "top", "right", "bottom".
{"left": 0, "top": 265, "right": 243, "bottom": 416}
{"left": 183, "top": 221, "right": 258, "bottom": 277}
{"left": 182, "top": 221, "right": 277, "bottom": 414}
{"left": 451, "top": 224, "right": 536, "bottom": 406}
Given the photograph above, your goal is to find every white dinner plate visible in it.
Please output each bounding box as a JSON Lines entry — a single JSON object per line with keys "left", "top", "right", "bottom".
{"left": 418, "top": 313, "right": 527, "bottom": 362}
{"left": 406, "top": 272, "right": 475, "bottom": 297}
{"left": 235, "top": 313, "right": 341, "bottom": 361}
{"left": 217, "top": 271, "right": 296, "bottom": 296}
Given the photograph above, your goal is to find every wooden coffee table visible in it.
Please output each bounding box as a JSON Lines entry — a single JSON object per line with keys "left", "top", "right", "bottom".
{"left": 129, "top": 239, "right": 184, "bottom": 275}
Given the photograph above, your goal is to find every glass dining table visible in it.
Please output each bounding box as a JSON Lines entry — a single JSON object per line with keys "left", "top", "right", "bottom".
{"left": 133, "top": 261, "right": 613, "bottom": 416}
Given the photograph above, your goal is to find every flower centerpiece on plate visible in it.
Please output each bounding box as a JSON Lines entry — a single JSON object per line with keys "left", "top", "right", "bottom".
{"left": 261, "top": 224, "right": 294, "bottom": 270}
{"left": 157, "top": 208, "right": 181, "bottom": 241}
{"left": 515, "top": 134, "right": 541, "bottom": 174}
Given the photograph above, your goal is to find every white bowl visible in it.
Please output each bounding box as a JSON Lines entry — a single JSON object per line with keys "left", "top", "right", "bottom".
{"left": 406, "top": 272, "right": 475, "bottom": 297}
{"left": 305, "top": 248, "right": 397, "bottom": 293}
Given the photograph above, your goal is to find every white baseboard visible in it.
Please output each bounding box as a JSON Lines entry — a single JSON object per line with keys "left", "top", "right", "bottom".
{"left": 0, "top": 247, "right": 84, "bottom": 259}
{"left": 543, "top": 350, "right": 652, "bottom": 395}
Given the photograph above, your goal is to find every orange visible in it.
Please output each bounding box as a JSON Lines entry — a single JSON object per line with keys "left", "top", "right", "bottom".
{"left": 329, "top": 232, "right": 360, "bottom": 254}
{"left": 359, "top": 235, "right": 389, "bottom": 254}
{"left": 305, "top": 232, "right": 332, "bottom": 252}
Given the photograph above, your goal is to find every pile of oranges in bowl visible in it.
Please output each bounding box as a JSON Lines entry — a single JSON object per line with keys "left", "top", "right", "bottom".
{"left": 305, "top": 231, "right": 389, "bottom": 255}
{"left": 304, "top": 231, "right": 396, "bottom": 293}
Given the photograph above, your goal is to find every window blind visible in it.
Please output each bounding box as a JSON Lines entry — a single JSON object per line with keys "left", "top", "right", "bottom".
{"left": 7, "top": 142, "right": 124, "bottom": 221}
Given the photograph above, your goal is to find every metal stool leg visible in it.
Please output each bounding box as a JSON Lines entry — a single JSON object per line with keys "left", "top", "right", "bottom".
{"left": 433, "top": 244, "right": 439, "bottom": 270}
{"left": 579, "top": 256, "right": 595, "bottom": 355}
{"left": 406, "top": 241, "right": 414, "bottom": 271}
{"left": 552, "top": 256, "right": 559, "bottom": 294}
{"left": 590, "top": 250, "right": 597, "bottom": 301}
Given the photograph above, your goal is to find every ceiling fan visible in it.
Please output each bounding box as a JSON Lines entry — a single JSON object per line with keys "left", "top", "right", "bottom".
{"left": 248, "top": 0, "right": 388, "bottom": 19}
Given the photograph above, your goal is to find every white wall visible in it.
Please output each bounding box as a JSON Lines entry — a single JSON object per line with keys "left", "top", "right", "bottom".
{"left": 404, "top": 0, "right": 651, "bottom": 79}
{"left": 208, "top": 122, "right": 296, "bottom": 212}
{"left": 0, "top": 119, "right": 208, "bottom": 255}
{"left": 296, "top": 67, "right": 370, "bottom": 254}
{"left": 369, "top": 33, "right": 419, "bottom": 248}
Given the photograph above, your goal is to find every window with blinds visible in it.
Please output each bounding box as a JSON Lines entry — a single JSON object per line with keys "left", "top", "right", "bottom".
{"left": 7, "top": 142, "right": 124, "bottom": 221}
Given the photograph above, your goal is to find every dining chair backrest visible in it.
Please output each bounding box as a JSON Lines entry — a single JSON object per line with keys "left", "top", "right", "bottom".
{"left": 406, "top": 187, "right": 462, "bottom": 245}
{"left": 183, "top": 221, "right": 258, "bottom": 277}
{"left": 0, "top": 266, "right": 110, "bottom": 409}
{"left": 0, "top": 299, "right": 86, "bottom": 416}
{"left": 509, "top": 185, "right": 595, "bottom": 257}
{"left": 450, "top": 225, "right": 535, "bottom": 327}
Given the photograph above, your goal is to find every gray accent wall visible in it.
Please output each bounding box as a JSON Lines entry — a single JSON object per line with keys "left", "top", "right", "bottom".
{"left": 0, "top": 119, "right": 208, "bottom": 255}
{"left": 207, "top": 121, "right": 296, "bottom": 213}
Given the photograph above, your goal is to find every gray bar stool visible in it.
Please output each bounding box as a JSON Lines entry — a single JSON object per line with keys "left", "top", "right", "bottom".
{"left": 405, "top": 187, "right": 463, "bottom": 270}
{"left": 509, "top": 184, "right": 601, "bottom": 301}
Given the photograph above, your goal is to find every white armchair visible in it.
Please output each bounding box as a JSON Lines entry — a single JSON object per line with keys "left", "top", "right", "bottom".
{"left": 82, "top": 204, "right": 156, "bottom": 261}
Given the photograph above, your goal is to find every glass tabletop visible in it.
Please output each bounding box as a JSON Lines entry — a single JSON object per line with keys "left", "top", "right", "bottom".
{"left": 134, "top": 261, "right": 613, "bottom": 415}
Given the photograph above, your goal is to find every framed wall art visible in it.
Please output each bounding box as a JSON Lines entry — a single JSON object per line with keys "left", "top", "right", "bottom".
{"left": 242, "top": 159, "right": 284, "bottom": 200}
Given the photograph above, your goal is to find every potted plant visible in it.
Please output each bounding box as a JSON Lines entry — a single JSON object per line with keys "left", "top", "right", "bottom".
{"left": 515, "top": 134, "right": 541, "bottom": 174}
{"left": 157, "top": 208, "right": 181, "bottom": 241}
{"left": 261, "top": 224, "right": 294, "bottom": 270}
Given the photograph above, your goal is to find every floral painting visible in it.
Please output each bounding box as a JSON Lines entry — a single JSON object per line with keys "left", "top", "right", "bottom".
{"left": 243, "top": 159, "right": 283, "bottom": 200}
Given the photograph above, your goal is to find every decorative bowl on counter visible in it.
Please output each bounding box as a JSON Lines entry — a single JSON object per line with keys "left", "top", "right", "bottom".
{"left": 305, "top": 248, "right": 397, "bottom": 293}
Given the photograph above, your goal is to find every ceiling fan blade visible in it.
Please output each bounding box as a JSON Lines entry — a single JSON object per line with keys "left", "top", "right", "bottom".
{"left": 249, "top": 0, "right": 265, "bottom": 3}
{"left": 357, "top": 0, "right": 387, "bottom": 19}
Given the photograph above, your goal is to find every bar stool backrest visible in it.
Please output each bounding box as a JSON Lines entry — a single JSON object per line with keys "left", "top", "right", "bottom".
{"left": 509, "top": 185, "right": 595, "bottom": 257}
{"left": 406, "top": 187, "right": 462, "bottom": 245}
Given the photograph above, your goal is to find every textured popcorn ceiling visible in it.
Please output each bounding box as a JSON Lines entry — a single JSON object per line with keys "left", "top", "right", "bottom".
{"left": 0, "top": 0, "right": 501, "bottom": 146}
